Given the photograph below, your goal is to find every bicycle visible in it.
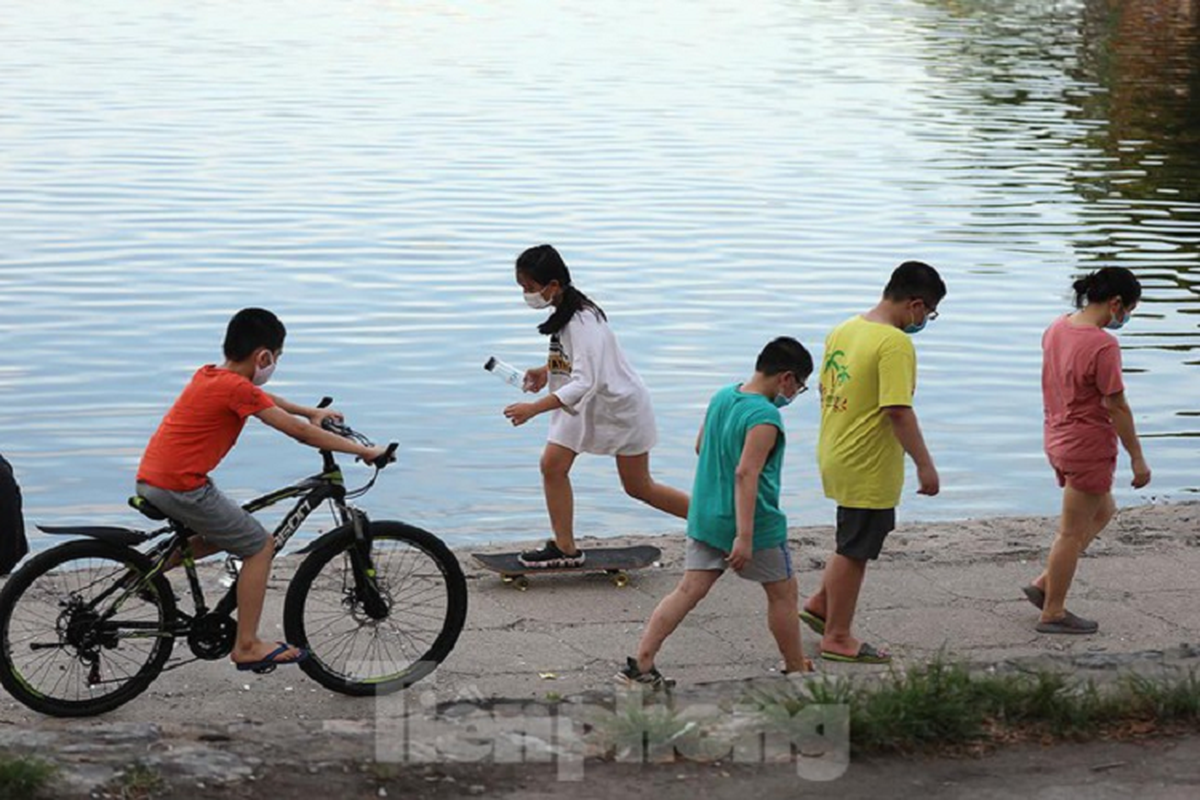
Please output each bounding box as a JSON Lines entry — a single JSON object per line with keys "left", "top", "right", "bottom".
{"left": 0, "top": 399, "right": 468, "bottom": 717}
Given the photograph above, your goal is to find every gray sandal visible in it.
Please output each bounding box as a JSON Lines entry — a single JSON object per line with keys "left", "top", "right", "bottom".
{"left": 1036, "top": 611, "right": 1098, "bottom": 635}
{"left": 1022, "top": 584, "right": 1045, "bottom": 610}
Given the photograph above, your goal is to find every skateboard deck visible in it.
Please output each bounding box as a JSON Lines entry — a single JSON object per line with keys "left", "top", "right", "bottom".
{"left": 472, "top": 545, "right": 661, "bottom": 590}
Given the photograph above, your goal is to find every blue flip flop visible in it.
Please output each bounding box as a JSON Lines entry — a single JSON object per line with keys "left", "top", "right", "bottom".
{"left": 235, "top": 642, "right": 310, "bottom": 674}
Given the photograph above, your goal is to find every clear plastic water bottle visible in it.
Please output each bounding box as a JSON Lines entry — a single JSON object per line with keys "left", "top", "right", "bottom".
{"left": 484, "top": 357, "right": 525, "bottom": 389}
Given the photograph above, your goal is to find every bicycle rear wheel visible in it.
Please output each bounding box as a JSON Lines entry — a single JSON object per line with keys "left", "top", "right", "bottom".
{"left": 0, "top": 540, "right": 176, "bottom": 717}
{"left": 284, "top": 521, "right": 467, "bottom": 695}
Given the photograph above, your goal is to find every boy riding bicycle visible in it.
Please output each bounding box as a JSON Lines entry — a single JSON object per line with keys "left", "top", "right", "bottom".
{"left": 136, "top": 308, "right": 387, "bottom": 672}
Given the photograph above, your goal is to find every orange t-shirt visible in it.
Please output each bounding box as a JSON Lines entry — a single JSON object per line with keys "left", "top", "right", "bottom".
{"left": 137, "top": 366, "right": 275, "bottom": 492}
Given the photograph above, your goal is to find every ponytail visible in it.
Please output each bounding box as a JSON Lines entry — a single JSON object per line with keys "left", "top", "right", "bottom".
{"left": 1072, "top": 266, "right": 1142, "bottom": 309}
{"left": 538, "top": 284, "right": 606, "bottom": 336}
{"left": 515, "top": 244, "right": 607, "bottom": 336}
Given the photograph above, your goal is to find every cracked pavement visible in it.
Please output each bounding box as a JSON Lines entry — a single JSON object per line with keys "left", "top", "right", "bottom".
{"left": 1, "top": 502, "right": 1196, "bottom": 725}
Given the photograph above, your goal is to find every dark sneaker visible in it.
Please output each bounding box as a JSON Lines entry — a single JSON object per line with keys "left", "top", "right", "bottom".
{"left": 1036, "top": 611, "right": 1099, "bottom": 635}
{"left": 518, "top": 540, "right": 586, "bottom": 569}
{"left": 781, "top": 658, "right": 816, "bottom": 676}
{"left": 615, "top": 656, "right": 674, "bottom": 691}
{"left": 1022, "top": 584, "right": 1046, "bottom": 610}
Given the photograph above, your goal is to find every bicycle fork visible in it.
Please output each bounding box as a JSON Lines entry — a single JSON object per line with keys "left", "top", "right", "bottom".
{"left": 347, "top": 510, "right": 389, "bottom": 620}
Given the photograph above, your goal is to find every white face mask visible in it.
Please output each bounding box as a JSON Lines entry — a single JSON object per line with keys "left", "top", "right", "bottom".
{"left": 252, "top": 352, "right": 276, "bottom": 386}
{"left": 524, "top": 289, "right": 553, "bottom": 310}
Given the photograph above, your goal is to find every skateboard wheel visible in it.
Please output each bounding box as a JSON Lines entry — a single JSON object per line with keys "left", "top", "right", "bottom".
{"left": 514, "top": 576, "right": 530, "bottom": 591}
{"left": 612, "top": 572, "right": 629, "bottom": 588}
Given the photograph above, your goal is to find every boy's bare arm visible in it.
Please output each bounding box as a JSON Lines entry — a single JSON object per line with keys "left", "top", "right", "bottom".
{"left": 730, "top": 424, "right": 777, "bottom": 570}
{"left": 255, "top": 407, "right": 385, "bottom": 462}
{"left": 266, "top": 393, "right": 342, "bottom": 425}
{"left": 1103, "top": 391, "right": 1152, "bottom": 488}
{"left": 884, "top": 406, "right": 939, "bottom": 496}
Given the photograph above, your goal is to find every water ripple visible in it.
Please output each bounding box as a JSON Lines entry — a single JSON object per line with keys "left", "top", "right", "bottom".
{"left": 1, "top": 0, "right": 1197, "bottom": 549}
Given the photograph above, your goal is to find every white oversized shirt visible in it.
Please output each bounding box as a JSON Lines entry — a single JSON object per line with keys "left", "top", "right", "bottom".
{"left": 546, "top": 309, "right": 658, "bottom": 456}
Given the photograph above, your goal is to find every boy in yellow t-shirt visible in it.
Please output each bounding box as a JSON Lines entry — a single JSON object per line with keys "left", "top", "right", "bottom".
{"left": 801, "top": 261, "right": 946, "bottom": 664}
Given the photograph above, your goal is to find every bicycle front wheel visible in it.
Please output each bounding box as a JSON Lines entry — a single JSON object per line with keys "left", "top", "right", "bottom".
{"left": 0, "top": 540, "right": 176, "bottom": 717}
{"left": 284, "top": 521, "right": 467, "bottom": 696}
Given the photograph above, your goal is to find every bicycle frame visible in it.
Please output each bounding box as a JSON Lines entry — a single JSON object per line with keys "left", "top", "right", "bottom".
{"left": 4, "top": 406, "right": 414, "bottom": 711}
{"left": 134, "top": 450, "right": 378, "bottom": 637}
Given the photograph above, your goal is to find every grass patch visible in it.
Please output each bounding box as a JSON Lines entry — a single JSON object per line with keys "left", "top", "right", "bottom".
{"left": 1124, "top": 670, "right": 1200, "bottom": 723}
{"left": 743, "top": 657, "right": 1200, "bottom": 756}
{"left": 0, "top": 754, "right": 57, "bottom": 798}
{"left": 109, "top": 763, "right": 164, "bottom": 800}
{"left": 587, "top": 696, "right": 708, "bottom": 761}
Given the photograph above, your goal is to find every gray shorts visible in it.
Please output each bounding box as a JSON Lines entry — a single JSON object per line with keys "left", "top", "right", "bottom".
{"left": 136, "top": 481, "right": 269, "bottom": 558}
{"left": 684, "top": 538, "right": 794, "bottom": 584}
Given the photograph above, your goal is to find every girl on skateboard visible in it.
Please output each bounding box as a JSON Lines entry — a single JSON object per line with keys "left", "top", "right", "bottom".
{"left": 502, "top": 244, "right": 689, "bottom": 568}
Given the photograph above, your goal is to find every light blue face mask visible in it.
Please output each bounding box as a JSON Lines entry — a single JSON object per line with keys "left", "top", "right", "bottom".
{"left": 773, "top": 374, "right": 802, "bottom": 408}
{"left": 904, "top": 305, "right": 934, "bottom": 335}
{"left": 1105, "top": 306, "right": 1131, "bottom": 330}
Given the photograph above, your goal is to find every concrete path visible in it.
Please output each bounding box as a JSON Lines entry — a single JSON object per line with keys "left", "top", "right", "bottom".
{"left": 0, "top": 502, "right": 1195, "bottom": 725}
{"left": 0, "top": 503, "right": 1196, "bottom": 797}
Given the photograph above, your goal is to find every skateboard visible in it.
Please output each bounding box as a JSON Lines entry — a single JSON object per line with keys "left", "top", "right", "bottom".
{"left": 472, "top": 545, "right": 662, "bottom": 590}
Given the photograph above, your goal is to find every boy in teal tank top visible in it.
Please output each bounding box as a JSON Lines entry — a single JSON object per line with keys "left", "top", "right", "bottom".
{"left": 687, "top": 381, "right": 789, "bottom": 554}
{"left": 619, "top": 338, "right": 815, "bottom": 688}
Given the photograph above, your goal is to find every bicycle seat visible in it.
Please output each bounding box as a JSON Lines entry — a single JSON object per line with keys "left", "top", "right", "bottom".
{"left": 129, "top": 496, "right": 168, "bottom": 521}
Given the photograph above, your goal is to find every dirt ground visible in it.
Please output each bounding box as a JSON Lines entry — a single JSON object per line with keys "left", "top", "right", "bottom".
{"left": 148, "top": 734, "right": 1200, "bottom": 800}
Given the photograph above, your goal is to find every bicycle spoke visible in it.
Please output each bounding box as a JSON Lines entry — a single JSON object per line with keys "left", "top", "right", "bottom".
{"left": 18, "top": 646, "right": 63, "bottom": 687}
{"left": 2, "top": 547, "right": 172, "bottom": 711}
{"left": 318, "top": 627, "right": 363, "bottom": 672}
{"left": 304, "top": 551, "right": 446, "bottom": 677}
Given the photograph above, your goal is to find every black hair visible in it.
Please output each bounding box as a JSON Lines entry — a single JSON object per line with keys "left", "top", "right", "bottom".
{"left": 515, "top": 244, "right": 607, "bottom": 336}
{"left": 755, "top": 336, "right": 813, "bottom": 380}
{"left": 1072, "top": 266, "right": 1142, "bottom": 309}
{"left": 883, "top": 261, "right": 947, "bottom": 307}
{"left": 223, "top": 308, "right": 286, "bottom": 361}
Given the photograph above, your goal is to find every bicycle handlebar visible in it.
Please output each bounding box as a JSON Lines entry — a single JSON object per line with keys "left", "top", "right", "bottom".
{"left": 316, "top": 397, "right": 398, "bottom": 470}
{"left": 377, "top": 442, "right": 399, "bottom": 469}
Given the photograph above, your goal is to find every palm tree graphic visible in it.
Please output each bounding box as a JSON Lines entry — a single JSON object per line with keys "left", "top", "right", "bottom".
{"left": 824, "top": 350, "right": 851, "bottom": 386}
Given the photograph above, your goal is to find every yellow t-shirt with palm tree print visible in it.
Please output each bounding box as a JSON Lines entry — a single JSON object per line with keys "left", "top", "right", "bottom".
{"left": 817, "top": 315, "right": 916, "bottom": 509}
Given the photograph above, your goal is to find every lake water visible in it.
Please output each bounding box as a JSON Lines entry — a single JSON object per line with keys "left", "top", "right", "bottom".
{"left": 2, "top": 0, "right": 1197, "bottom": 549}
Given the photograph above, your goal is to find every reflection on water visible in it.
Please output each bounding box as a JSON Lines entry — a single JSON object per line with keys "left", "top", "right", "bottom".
{"left": 0, "top": 0, "right": 1196, "bottom": 549}
{"left": 1072, "top": 0, "right": 1200, "bottom": 453}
